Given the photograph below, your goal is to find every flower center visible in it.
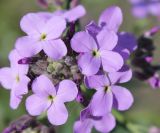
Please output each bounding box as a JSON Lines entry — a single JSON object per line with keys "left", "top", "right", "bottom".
{"left": 48, "top": 95, "right": 54, "bottom": 101}
{"left": 92, "top": 50, "right": 100, "bottom": 57}
{"left": 104, "top": 86, "right": 110, "bottom": 92}
{"left": 15, "top": 75, "right": 20, "bottom": 83}
{"left": 40, "top": 33, "right": 47, "bottom": 41}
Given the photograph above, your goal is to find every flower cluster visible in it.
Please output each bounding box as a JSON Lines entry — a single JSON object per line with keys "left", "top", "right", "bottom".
{"left": 128, "top": 0, "right": 160, "bottom": 19}
{"left": 132, "top": 26, "right": 160, "bottom": 89}
{"left": 72, "top": 6, "right": 136, "bottom": 133}
{"left": 0, "top": 3, "right": 137, "bottom": 133}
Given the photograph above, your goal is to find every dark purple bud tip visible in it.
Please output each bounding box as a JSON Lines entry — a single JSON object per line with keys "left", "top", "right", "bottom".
{"left": 18, "top": 57, "right": 38, "bottom": 65}
{"left": 145, "top": 56, "right": 153, "bottom": 63}
{"left": 76, "top": 92, "right": 84, "bottom": 103}
{"left": 18, "top": 57, "right": 32, "bottom": 64}
{"left": 145, "top": 26, "right": 160, "bottom": 37}
{"left": 37, "top": 0, "right": 48, "bottom": 8}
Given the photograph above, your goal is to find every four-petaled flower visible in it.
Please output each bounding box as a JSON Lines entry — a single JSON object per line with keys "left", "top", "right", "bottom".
{"left": 85, "top": 68, "right": 133, "bottom": 116}
{"left": 71, "top": 29, "right": 123, "bottom": 76}
{"left": 16, "top": 13, "right": 67, "bottom": 60}
{"left": 26, "top": 75, "right": 78, "bottom": 125}
{"left": 0, "top": 49, "right": 30, "bottom": 109}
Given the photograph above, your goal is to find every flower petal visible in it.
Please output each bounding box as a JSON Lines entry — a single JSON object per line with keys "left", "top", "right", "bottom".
{"left": 9, "top": 49, "right": 29, "bottom": 74}
{"left": 43, "top": 16, "right": 66, "bottom": 40}
{"left": 108, "top": 65, "right": 132, "bottom": 84}
{"left": 85, "top": 21, "right": 101, "bottom": 37}
{"left": 98, "top": 6, "right": 123, "bottom": 32}
{"left": 57, "top": 80, "right": 78, "bottom": 102}
{"left": 94, "top": 113, "right": 116, "bottom": 133}
{"left": 97, "top": 29, "right": 118, "bottom": 50}
{"left": 114, "top": 32, "right": 137, "bottom": 60}
{"left": 74, "top": 119, "right": 93, "bottom": 133}
{"left": 15, "top": 36, "right": 42, "bottom": 57}
{"left": 26, "top": 94, "right": 50, "bottom": 116}
{"left": 20, "top": 13, "right": 45, "bottom": 36}
{"left": 85, "top": 75, "right": 110, "bottom": 89}
{"left": 13, "top": 75, "right": 30, "bottom": 96}
{"left": 47, "top": 101, "right": 68, "bottom": 125}
{"left": 90, "top": 90, "right": 113, "bottom": 116}
{"left": 32, "top": 75, "right": 56, "bottom": 97}
{"left": 43, "top": 39, "right": 67, "bottom": 60}
{"left": 78, "top": 53, "right": 101, "bottom": 76}
{"left": 63, "top": 5, "right": 86, "bottom": 22}
{"left": 112, "top": 85, "right": 134, "bottom": 111}
{"left": 10, "top": 90, "right": 22, "bottom": 109}
{"left": 0, "top": 67, "right": 13, "bottom": 89}
{"left": 71, "top": 31, "right": 97, "bottom": 53}
{"left": 100, "top": 50, "right": 123, "bottom": 72}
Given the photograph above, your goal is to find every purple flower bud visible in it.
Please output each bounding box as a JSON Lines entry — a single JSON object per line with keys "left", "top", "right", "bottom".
{"left": 145, "top": 26, "right": 160, "bottom": 37}
{"left": 37, "top": 0, "right": 48, "bottom": 8}
{"left": 76, "top": 92, "right": 84, "bottom": 103}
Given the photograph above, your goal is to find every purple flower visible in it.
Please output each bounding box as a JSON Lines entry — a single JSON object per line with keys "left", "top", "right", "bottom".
{"left": 71, "top": 29, "right": 124, "bottom": 76}
{"left": 148, "top": 74, "right": 160, "bottom": 89}
{"left": 85, "top": 67, "right": 133, "bottom": 116}
{"left": 129, "top": 0, "right": 160, "bottom": 18}
{"left": 15, "top": 13, "right": 67, "bottom": 60}
{"left": 86, "top": 6, "right": 123, "bottom": 38}
{"left": 36, "top": 5, "right": 86, "bottom": 22}
{"left": 26, "top": 75, "right": 78, "bottom": 125}
{"left": 0, "top": 49, "right": 30, "bottom": 109}
{"left": 74, "top": 106, "right": 115, "bottom": 133}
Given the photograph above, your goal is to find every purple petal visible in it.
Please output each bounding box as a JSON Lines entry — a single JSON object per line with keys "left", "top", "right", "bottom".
{"left": 57, "top": 80, "right": 78, "bottom": 102}
{"left": 78, "top": 53, "right": 101, "bottom": 76}
{"left": 0, "top": 67, "right": 13, "bottom": 89}
{"left": 85, "top": 75, "right": 110, "bottom": 89}
{"left": 26, "top": 94, "right": 50, "bottom": 116}
{"left": 9, "top": 49, "right": 29, "bottom": 74}
{"left": 85, "top": 21, "right": 101, "bottom": 37}
{"left": 108, "top": 65, "right": 132, "bottom": 84}
{"left": 47, "top": 101, "right": 68, "bottom": 125}
{"left": 32, "top": 75, "right": 56, "bottom": 97}
{"left": 20, "top": 13, "right": 45, "bottom": 36}
{"left": 93, "top": 113, "right": 116, "bottom": 133}
{"left": 43, "top": 39, "right": 67, "bottom": 60}
{"left": 74, "top": 119, "right": 93, "bottom": 133}
{"left": 112, "top": 85, "right": 134, "bottom": 111}
{"left": 37, "top": 12, "right": 53, "bottom": 21}
{"left": 63, "top": 5, "right": 86, "bottom": 22}
{"left": 80, "top": 106, "right": 91, "bottom": 121}
{"left": 98, "top": 6, "right": 123, "bottom": 32}
{"left": 15, "top": 36, "right": 42, "bottom": 57}
{"left": 90, "top": 90, "right": 113, "bottom": 116}
{"left": 71, "top": 31, "right": 97, "bottom": 53}
{"left": 97, "top": 29, "right": 118, "bottom": 50}
{"left": 10, "top": 90, "right": 22, "bottom": 109}
{"left": 43, "top": 16, "right": 66, "bottom": 40}
{"left": 114, "top": 32, "right": 137, "bottom": 60}
{"left": 100, "top": 50, "right": 124, "bottom": 72}
{"left": 13, "top": 75, "right": 30, "bottom": 96}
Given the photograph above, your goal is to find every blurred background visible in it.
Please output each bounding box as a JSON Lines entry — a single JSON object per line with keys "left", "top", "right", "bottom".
{"left": 0, "top": 0, "right": 160, "bottom": 132}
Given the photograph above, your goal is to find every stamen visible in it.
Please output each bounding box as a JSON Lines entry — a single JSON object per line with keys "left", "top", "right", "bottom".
{"left": 92, "top": 50, "right": 100, "bottom": 57}
{"left": 40, "top": 33, "right": 47, "bottom": 40}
